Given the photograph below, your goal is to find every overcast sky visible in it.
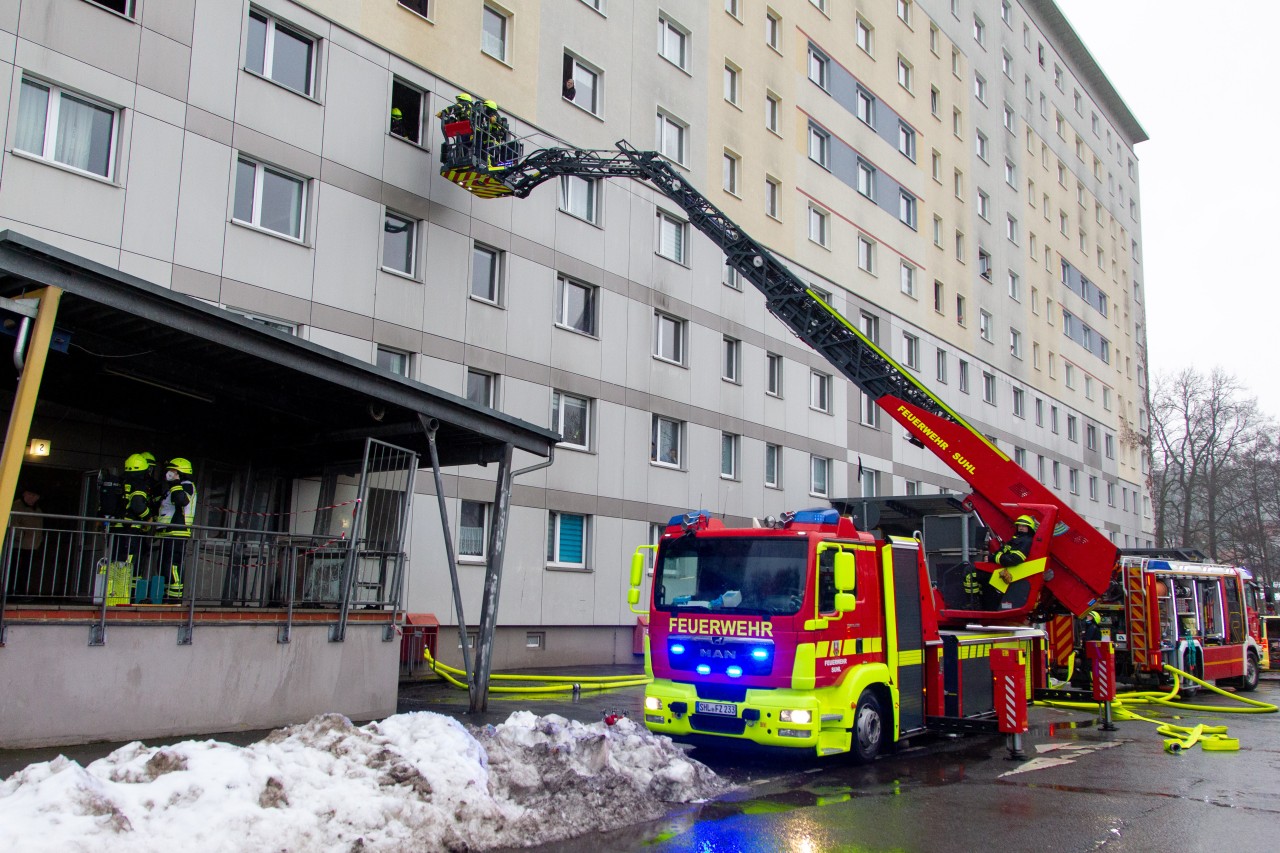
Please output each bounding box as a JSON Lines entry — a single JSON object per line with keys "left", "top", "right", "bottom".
{"left": 1053, "top": 1, "right": 1279, "bottom": 419}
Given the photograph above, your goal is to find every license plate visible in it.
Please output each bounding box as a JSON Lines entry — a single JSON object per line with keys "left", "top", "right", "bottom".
{"left": 696, "top": 701, "right": 737, "bottom": 717}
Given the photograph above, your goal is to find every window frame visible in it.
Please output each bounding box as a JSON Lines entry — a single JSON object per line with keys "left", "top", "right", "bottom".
{"left": 246, "top": 8, "right": 317, "bottom": 98}
{"left": 656, "top": 110, "right": 687, "bottom": 165}
{"left": 720, "top": 432, "right": 740, "bottom": 480}
{"left": 547, "top": 511, "right": 589, "bottom": 569}
{"left": 810, "top": 369, "right": 832, "bottom": 413}
{"left": 381, "top": 209, "right": 418, "bottom": 277}
{"left": 466, "top": 368, "right": 497, "bottom": 407}
{"left": 558, "top": 174, "right": 600, "bottom": 224}
{"left": 764, "top": 443, "right": 782, "bottom": 488}
{"left": 810, "top": 455, "right": 830, "bottom": 497}
{"left": 766, "top": 352, "right": 783, "bottom": 397}
{"left": 15, "top": 77, "right": 121, "bottom": 181}
{"left": 555, "top": 275, "right": 597, "bottom": 336}
{"left": 233, "top": 155, "right": 308, "bottom": 241}
{"left": 482, "top": 4, "right": 510, "bottom": 63}
{"left": 551, "top": 389, "right": 592, "bottom": 450}
{"left": 722, "top": 335, "right": 741, "bottom": 383}
{"left": 656, "top": 209, "right": 688, "bottom": 264}
{"left": 470, "top": 243, "right": 503, "bottom": 304}
{"left": 651, "top": 415, "right": 683, "bottom": 467}
{"left": 458, "top": 499, "right": 490, "bottom": 560}
{"left": 658, "top": 14, "right": 689, "bottom": 70}
{"left": 653, "top": 311, "right": 685, "bottom": 364}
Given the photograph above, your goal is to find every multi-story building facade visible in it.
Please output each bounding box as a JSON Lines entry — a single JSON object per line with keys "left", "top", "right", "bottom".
{"left": 0, "top": 0, "right": 1152, "bottom": 669}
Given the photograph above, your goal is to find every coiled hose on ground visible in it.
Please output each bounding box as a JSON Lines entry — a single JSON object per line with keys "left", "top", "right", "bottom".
{"left": 422, "top": 647, "right": 651, "bottom": 694}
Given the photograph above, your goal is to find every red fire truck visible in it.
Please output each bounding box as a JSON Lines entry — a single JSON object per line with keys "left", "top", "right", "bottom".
{"left": 439, "top": 104, "right": 1120, "bottom": 758}
{"left": 1108, "top": 556, "right": 1262, "bottom": 691}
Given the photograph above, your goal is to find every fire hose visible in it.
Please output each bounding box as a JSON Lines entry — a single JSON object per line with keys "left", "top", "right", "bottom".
{"left": 1035, "top": 664, "right": 1277, "bottom": 752}
{"left": 422, "top": 647, "right": 651, "bottom": 694}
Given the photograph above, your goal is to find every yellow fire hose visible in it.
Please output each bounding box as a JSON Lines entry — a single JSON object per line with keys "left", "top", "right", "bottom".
{"left": 422, "top": 647, "right": 651, "bottom": 694}
{"left": 1035, "top": 664, "right": 1277, "bottom": 753}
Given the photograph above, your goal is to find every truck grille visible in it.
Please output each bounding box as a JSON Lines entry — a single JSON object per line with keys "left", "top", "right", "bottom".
{"left": 690, "top": 714, "right": 747, "bottom": 735}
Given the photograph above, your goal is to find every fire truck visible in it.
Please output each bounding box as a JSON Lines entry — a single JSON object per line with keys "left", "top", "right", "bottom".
{"left": 1099, "top": 556, "right": 1263, "bottom": 692}
{"left": 437, "top": 103, "right": 1121, "bottom": 758}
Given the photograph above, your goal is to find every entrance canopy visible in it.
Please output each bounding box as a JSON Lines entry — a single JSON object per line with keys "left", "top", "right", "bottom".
{"left": 0, "top": 231, "right": 559, "bottom": 471}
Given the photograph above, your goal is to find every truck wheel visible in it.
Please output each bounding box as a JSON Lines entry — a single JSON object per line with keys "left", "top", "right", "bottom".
{"left": 1238, "top": 652, "right": 1259, "bottom": 693}
{"left": 851, "top": 690, "right": 885, "bottom": 764}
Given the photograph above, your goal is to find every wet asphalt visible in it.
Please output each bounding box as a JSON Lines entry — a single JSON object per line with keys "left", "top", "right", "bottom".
{"left": 6, "top": 669, "right": 1278, "bottom": 853}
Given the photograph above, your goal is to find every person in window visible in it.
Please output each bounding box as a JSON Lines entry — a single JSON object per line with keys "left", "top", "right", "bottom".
{"left": 390, "top": 107, "right": 406, "bottom": 137}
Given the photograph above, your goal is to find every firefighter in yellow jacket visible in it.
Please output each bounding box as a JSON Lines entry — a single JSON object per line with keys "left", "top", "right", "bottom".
{"left": 155, "top": 457, "right": 197, "bottom": 601}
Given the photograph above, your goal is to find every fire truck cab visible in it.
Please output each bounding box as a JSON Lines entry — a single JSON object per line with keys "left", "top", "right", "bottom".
{"left": 629, "top": 508, "right": 1043, "bottom": 760}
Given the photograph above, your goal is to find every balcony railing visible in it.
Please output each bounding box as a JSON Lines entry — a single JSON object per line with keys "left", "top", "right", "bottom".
{"left": 1, "top": 512, "right": 404, "bottom": 643}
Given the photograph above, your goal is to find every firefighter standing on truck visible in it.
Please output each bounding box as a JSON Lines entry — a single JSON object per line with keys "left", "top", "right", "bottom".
{"left": 155, "top": 457, "right": 196, "bottom": 601}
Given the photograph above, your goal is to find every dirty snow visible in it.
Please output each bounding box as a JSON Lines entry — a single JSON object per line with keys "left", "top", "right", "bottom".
{"left": 0, "top": 711, "right": 727, "bottom": 852}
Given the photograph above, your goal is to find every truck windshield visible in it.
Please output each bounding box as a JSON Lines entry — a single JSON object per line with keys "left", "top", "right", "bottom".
{"left": 655, "top": 535, "right": 808, "bottom": 616}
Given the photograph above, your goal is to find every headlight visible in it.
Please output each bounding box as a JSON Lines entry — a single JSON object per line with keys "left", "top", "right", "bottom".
{"left": 645, "top": 696, "right": 663, "bottom": 711}
{"left": 780, "top": 709, "right": 811, "bottom": 724}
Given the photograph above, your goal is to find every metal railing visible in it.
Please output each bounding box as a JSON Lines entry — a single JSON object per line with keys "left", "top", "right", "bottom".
{"left": 1, "top": 512, "right": 405, "bottom": 644}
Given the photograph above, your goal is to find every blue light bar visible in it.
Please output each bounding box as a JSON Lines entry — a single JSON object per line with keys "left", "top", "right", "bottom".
{"left": 667, "top": 509, "right": 713, "bottom": 527}
{"left": 670, "top": 643, "right": 686, "bottom": 655}
{"left": 750, "top": 647, "right": 770, "bottom": 661}
{"left": 696, "top": 664, "right": 711, "bottom": 675}
{"left": 726, "top": 666, "right": 743, "bottom": 678}
{"left": 789, "top": 508, "right": 840, "bottom": 526}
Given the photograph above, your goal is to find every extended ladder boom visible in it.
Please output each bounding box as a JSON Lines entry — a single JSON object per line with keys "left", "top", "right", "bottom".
{"left": 439, "top": 111, "right": 1117, "bottom": 616}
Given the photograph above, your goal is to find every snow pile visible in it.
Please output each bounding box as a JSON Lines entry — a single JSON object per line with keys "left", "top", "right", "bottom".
{"left": 0, "top": 711, "right": 726, "bottom": 852}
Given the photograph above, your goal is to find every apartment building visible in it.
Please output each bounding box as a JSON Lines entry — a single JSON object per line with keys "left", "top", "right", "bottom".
{"left": 0, "top": 0, "right": 1152, "bottom": 669}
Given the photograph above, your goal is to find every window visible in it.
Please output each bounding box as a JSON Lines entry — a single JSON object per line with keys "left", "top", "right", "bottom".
{"left": 765, "top": 9, "right": 780, "bottom": 49}
{"left": 808, "top": 124, "right": 829, "bottom": 166}
{"left": 1037, "top": 455, "right": 1046, "bottom": 483}
{"left": 902, "top": 332, "right": 919, "bottom": 369}
{"left": 953, "top": 108, "right": 962, "bottom": 137}
{"left": 390, "top": 78, "right": 425, "bottom": 144}
{"left": 1012, "top": 387, "right": 1025, "bottom": 417}
{"left": 1003, "top": 104, "right": 1015, "bottom": 132}
{"left": 1006, "top": 214, "right": 1019, "bottom": 243}
{"left": 808, "top": 45, "right": 829, "bottom": 89}
{"left": 765, "top": 444, "right": 782, "bottom": 488}
{"left": 1107, "top": 482, "right": 1115, "bottom": 506}
{"left": 725, "top": 0, "right": 740, "bottom": 17}
{"left": 382, "top": 211, "right": 417, "bottom": 276}
{"left": 979, "top": 309, "right": 992, "bottom": 341}
{"left": 765, "top": 176, "right": 780, "bottom": 218}
{"left": 1105, "top": 433, "right": 1115, "bottom": 459}
{"left": 897, "top": 56, "right": 913, "bottom": 91}
{"left": 898, "top": 123, "right": 916, "bottom": 160}
{"left": 857, "top": 160, "right": 876, "bottom": 199}
{"left": 766, "top": 352, "right": 783, "bottom": 396}
{"left": 1002, "top": 50, "right": 1013, "bottom": 78}
{"left": 1052, "top": 461, "right": 1061, "bottom": 489}
{"left": 978, "top": 247, "right": 992, "bottom": 278}
{"left": 720, "top": 432, "right": 739, "bottom": 479}
{"left": 898, "top": 191, "right": 917, "bottom": 228}
{"left": 658, "top": 15, "right": 687, "bottom": 68}
{"left": 653, "top": 312, "right": 684, "bottom": 363}
{"left": 1001, "top": 0, "right": 1012, "bottom": 24}
{"left": 547, "top": 512, "right": 588, "bottom": 568}
{"left": 977, "top": 191, "right": 990, "bottom": 221}
{"left": 933, "top": 280, "right": 945, "bottom": 313}
{"left": 982, "top": 371, "right": 996, "bottom": 404}
{"left": 810, "top": 370, "right": 831, "bottom": 412}
{"left": 857, "top": 17, "right": 874, "bottom": 54}
{"left": 1035, "top": 397, "right": 1044, "bottom": 426}
{"left": 398, "top": 0, "right": 430, "bottom": 13}
{"left": 471, "top": 244, "right": 501, "bottom": 302}
{"left": 656, "top": 111, "right": 686, "bottom": 163}
{"left": 459, "top": 500, "right": 489, "bottom": 558}
{"left": 1086, "top": 423, "right": 1098, "bottom": 451}
{"left": 481, "top": 4, "right": 509, "bottom": 61}
{"left": 856, "top": 88, "right": 875, "bottom": 126}
{"left": 931, "top": 86, "right": 940, "bottom": 117}
{"left": 1068, "top": 468, "right": 1079, "bottom": 495}
{"left": 929, "top": 24, "right": 939, "bottom": 53}
{"left": 900, "top": 262, "right": 916, "bottom": 297}
{"left": 657, "top": 210, "right": 687, "bottom": 263}
{"left": 1007, "top": 271, "right": 1021, "bottom": 300}
{"left": 808, "top": 205, "right": 829, "bottom": 246}
{"left": 723, "top": 150, "right": 740, "bottom": 194}
{"left": 1010, "top": 328, "right": 1022, "bottom": 358}
{"left": 1067, "top": 414, "right": 1079, "bottom": 442}
{"left": 974, "top": 73, "right": 987, "bottom": 103}
{"left": 466, "top": 368, "right": 495, "bottom": 407}
{"left": 810, "top": 455, "right": 829, "bottom": 497}
{"left": 559, "top": 175, "right": 598, "bottom": 223}
{"left": 897, "top": 0, "right": 911, "bottom": 24}
{"left": 933, "top": 215, "right": 943, "bottom": 246}
{"left": 564, "top": 54, "right": 600, "bottom": 114}
{"left": 552, "top": 390, "right": 591, "bottom": 449}
{"left": 724, "top": 63, "right": 740, "bottom": 105}
{"left": 861, "top": 392, "right": 880, "bottom": 428}
{"left": 1050, "top": 405, "right": 1059, "bottom": 433}
{"left": 555, "top": 276, "right": 596, "bottom": 335}
{"left": 15, "top": 79, "right": 120, "bottom": 180}
{"left": 860, "top": 311, "right": 880, "bottom": 344}
{"left": 87, "top": 0, "right": 134, "bottom": 14}
{"left": 1014, "top": 447, "right": 1027, "bottom": 468}
{"left": 723, "top": 258, "right": 742, "bottom": 290}
{"left": 857, "top": 236, "right": 875, "bottom": 273}
{"left": 651, "top": 415, "right": 682, "bottom": 465}
{"left": 765, "top": 92, "right": 780, "bottom": 132}
{"left": 233, "top": 157, "right": 307, "bottom": 240}
{"left": 860, "top": 467, "right": 879, "bottom": 498}
{"left": 1004, "top": 158, "right": 1016, "bottom": 186}
{"left": 722, "top": 336, "right": 741, "bottom": 383}
{"left": 936, "top": 348, "right": 948, "bottom": 383}
{"left": 976, "top": 130, "right": 989, "bottom": 161}
{"left": 973, "top": 15, "right": 985, "bottom": 44}
{"left": 247, "top": 9, "right": 315, "bottom": 96}
{"left": 958, "top": 359, "right": 970, "bottom": 393}
{"left": 956, "top": 294, "right": 966, "bottom": 326}
{"left": 376, "top": 345, "right": 409, "bottom": 377}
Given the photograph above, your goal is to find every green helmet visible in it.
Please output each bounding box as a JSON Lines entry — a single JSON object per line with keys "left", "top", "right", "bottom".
{"left": 124, "top": 453, "right": 150, "bottom": 473}
{"left": 1015, "top": 514, "right": 1038, "bottom": 532}
{"left": 167, "top": 457, "right": 193, "bottom": 476}
{"left": 391, "top": 107, "right": 403, "bottom": 120}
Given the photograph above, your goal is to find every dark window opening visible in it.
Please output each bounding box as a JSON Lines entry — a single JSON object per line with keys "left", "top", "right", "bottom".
{"left": 87, "top": 0, "right": 133, "bottom": 16}
{"left": 390, "top": 80, "right": 423, "bottom": 144}
{"left": 398, "top": 0, "right": 430, "bottom": 17}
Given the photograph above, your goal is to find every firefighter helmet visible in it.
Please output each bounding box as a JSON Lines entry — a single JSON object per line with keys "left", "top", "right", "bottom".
{"left": 456, "top": 93, "right": 474, "bottom": 103}
{"left": 1015, "top": 514, "right": 1038, "bottom": 532}
{"left": 124, "top": 453, "right": 150, "bottom": 472}
{"left": 391, "top": 107, "right": 403, "bottom": 120}
{"left": 140, "top": 451, "right": 156, "bottom": 467}
{"left": 167, "top": 457, "right": 193, "bottom": 476}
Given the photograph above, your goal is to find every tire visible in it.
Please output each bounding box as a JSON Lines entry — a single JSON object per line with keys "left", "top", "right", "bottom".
{"left": 1238, "top": 651, "right": 1260, "bottom": 693}
{"left": 851, "top": 689, "right": 887, "bottom": 764}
